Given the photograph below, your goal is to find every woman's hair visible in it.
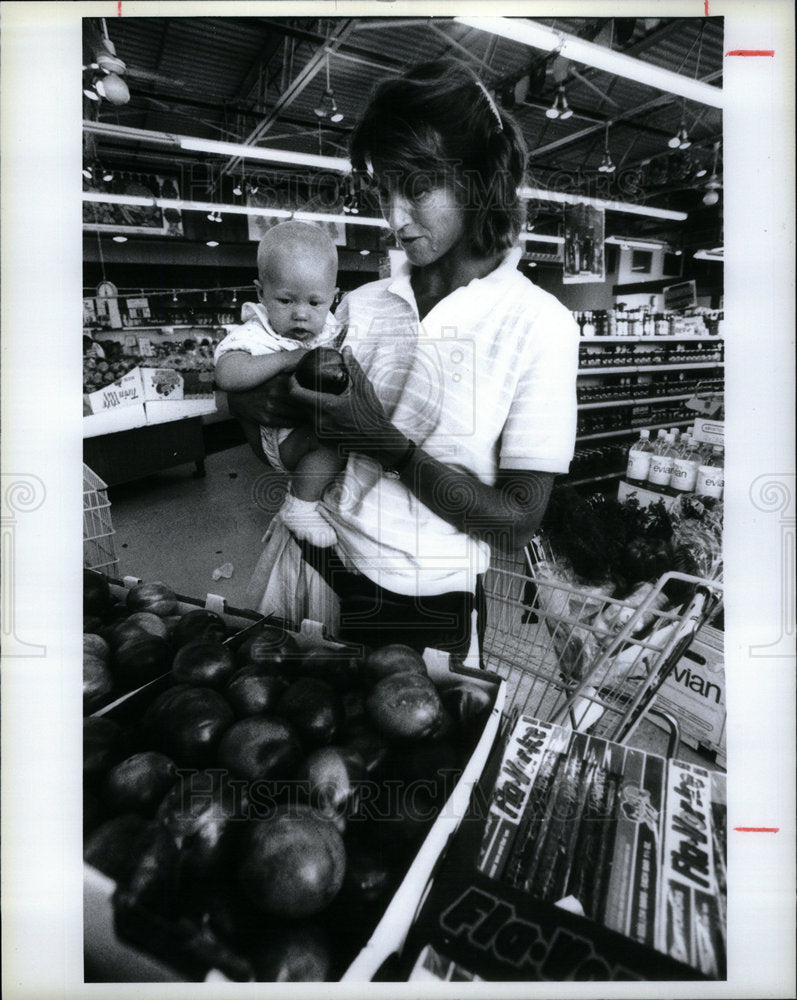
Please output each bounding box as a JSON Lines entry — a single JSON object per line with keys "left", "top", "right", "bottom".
{"left": 349, "top": 60, "right": 527, "bottom": 256}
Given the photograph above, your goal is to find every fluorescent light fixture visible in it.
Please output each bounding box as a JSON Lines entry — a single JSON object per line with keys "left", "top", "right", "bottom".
{"left": 82, "top": 192, "right": 389, "bottom": 229}
{"left": 112, "top": 235, "right": 128, "bottom": 243}
{"left": 693, "top": 247, "right": 723, "bottom": 261}
{"left": 83, "top": 123, "right": 686, "bottom": 224}
{"left": 456, "top": 17, "right": 724, "bottom": 108}
{"left": 178, "top": 136, "right": 349, "bottom": 172}
{"left": 518, "top": 233, "right": 565, "bottom": 244}
{"left": 605, "top": 236, "right": 666, "bottom": 250}
{"left": 83, "top": 191, "right": 154, "bottom": 208}
{"left": 520, "top": 186, "right": 687, "bottom": 221}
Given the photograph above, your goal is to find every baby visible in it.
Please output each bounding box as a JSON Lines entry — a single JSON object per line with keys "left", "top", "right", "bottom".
{"left": 214, "top": 221, "right": 345, "bottom": 547}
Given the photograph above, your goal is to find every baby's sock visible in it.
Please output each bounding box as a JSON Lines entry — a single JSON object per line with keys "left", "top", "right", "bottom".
{"left": 279, "top": 494, "right": 338, "bottom": 547}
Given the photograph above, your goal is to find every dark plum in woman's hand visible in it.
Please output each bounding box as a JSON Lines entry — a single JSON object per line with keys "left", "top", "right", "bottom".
{"left": 294, "top": 347, "right": 349, "bottom": 396}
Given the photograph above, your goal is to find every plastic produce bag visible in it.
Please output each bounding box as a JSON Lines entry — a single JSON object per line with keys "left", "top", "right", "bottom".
{"left": 245, "top": 514, "right": 339, "bottom": 636}
{"left": 532, "top": 559, "right": 616, "bottom": 682}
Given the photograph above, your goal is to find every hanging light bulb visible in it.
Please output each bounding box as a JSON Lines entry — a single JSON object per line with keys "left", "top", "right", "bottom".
{"left": 172, "top": 290, "right": 178, "bottom": 303}
{"left": 95, "top": 72, "right": 130, "bottom": 106}
{"left": 677, "top": 125, "right": 691, "bottom": 150}
{"left": 202, "top": 291, "right": 208, "bottom": 303}
{"left": 702, "top": 142, "right": 721, "bottom": 206}
{"left": 233, "top": 173, "right": 243, "bottom": 197}
{"left": 695, "top": 166, "right": 707, "bottom": 179}
{"left": 597, "top": 124, "right": 615, "bottom": 173}
{"left": 206, "top": 240, "right": 219, "bottom": 248}
{"left": 545, "top": 89, "right": 561, "bottom": 119}
{"left": 82, "top": 165, "right": 93, "bottom": 180}
{"left": 102, "top": 167, "right": 114, "bottom": 182}
{"left": 231, "top": 289, "right": 238, "bottom": 304}
{"left": 112, "top": 235, "right": 127, "bottom": 243}
{"left": 314, "top": 55, "right": 343, "bottom": 122}
{"left": 557, "top": 85, "right": 573, "bottom": 121}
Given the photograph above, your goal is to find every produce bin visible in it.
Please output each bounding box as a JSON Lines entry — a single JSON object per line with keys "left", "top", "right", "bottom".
{"left": 84, "top": 578, "right": 505, "bottom": 983}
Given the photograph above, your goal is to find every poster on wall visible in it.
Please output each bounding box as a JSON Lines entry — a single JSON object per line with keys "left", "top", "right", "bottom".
{"left": 563, "top": 202, "right": 605, "bottom": 283}
{"left": 246, "top": 187, "right": 346, "bottom": 246}
{"left": 82, "top": 173, "right": 184, "bottom": 237}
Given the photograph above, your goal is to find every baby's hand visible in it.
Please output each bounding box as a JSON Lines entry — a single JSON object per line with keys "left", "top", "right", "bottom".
{"left": 282, "top": 348, "right": 310, "bottom": 372}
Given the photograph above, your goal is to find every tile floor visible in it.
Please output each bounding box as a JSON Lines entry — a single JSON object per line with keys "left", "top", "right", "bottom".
{"left": 103, "top": 442, "right": 720, "bottom": 771}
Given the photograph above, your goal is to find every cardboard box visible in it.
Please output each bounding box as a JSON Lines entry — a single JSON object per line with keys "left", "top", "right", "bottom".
{"left": 85, "top": 367, "right": 184, "bottom": 414}
{"left": 85, "top": 579, "right": 506, "bottom": 983}
{"left": 649, "top": 625, "right": 726, "bottom": 767}
{"left": 395, "top": 716, "right": 726, "bottom": 982}
{"left": 83, "top": 396, "right": 217, "bottom": 438}
{"left": 617, "top": 479, "right": 678, "bottom": 511}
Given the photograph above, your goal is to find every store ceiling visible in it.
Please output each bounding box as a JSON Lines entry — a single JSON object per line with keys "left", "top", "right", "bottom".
{"left": 85, "top": 14, "right": 724, "bottom": 249}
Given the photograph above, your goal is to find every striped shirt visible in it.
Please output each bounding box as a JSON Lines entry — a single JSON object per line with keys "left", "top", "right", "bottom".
{"left": 322, "top": 246, "right": 579, "bottom": 596}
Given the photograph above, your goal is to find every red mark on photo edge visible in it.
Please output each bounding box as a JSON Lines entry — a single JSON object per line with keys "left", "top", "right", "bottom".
{"left": 705, "top": 0, "right": 709, "bottom": 14}
{"left": 118, "top": 1, "right": 122, "bottom": 15}
{"left": 734, "top": 827, "right": 780, "bottom": 833}
{"left": 726, "top": 50, "right": 775, "bottom": 57}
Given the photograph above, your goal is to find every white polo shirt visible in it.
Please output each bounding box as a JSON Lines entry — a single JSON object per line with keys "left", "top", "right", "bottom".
{"left": 322, "top": 246, "right": 579, "bottom": 596}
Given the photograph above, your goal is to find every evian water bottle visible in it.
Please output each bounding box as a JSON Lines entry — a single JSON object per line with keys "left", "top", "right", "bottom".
{"left": 647, "top": 433, "right": 678, "bottom": 494}
{"left": 626, "top": 429, "right": 654, "bottom": 487}
{"left": 669, "top": 434, "right": 700, "bottom": 495}
{"left": 696, "top": 444, "right": 724, "bottom": 500}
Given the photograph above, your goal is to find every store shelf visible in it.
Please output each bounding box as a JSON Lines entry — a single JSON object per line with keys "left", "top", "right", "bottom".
{"left": 578, "top": 393, "right": 696, "bottom": 410}
{"left": 578, "top": 335, "right": 722, "bottom": 343}
{"left": 85, "top": 325, "right": 231, "bottom": 334}
{"left": 565, "top": 470, "right": 625, "bottom": 487}
{"left": 576, "top": 419, "right": 692, "bottom": 443}
{"left": 578, "top": 362, "right": 723, "bottom": 375}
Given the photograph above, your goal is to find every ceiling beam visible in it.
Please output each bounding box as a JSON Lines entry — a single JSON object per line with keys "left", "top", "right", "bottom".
{"left": 220, "top": 19, "right": 356, "bottom": 176}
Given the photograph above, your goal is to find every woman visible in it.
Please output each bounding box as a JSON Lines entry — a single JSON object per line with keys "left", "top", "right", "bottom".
{"left": 230, "top": 60, "right": 579, "bottom": 664}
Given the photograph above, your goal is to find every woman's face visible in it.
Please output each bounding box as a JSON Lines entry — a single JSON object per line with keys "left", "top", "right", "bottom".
{"left": 377, "top": 177, "right": 467, "bottom": 268}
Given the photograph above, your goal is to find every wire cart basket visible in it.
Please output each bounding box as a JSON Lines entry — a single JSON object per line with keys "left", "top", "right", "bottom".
{"left": 482, "top": 536, "right": 723, "bottom": 749}
{"left": 83, "top": 463, "right": 119, "bottom": 573}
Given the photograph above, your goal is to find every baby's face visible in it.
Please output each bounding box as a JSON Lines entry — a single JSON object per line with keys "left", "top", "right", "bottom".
{"left": 256, "top": 251, "right": 337, "bottom": 342}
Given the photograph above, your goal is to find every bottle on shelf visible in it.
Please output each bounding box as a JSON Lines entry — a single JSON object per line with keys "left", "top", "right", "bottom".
{"left": 669, "top": 434, "right": 700, "bottom": 496}
{"left": 625, "top": 429, "right": 654, "bottom": 488}
{"left": 669, "top": 427, "right": 681, "bottom": 446}
{"left": 581, "top": 311, "right": 596, "bottom": 337}
{"left": 695, "top": 444, "right": 725, "bottom": 500}
{"left": 647, "top": 432, "right": 678, "bottom": 495}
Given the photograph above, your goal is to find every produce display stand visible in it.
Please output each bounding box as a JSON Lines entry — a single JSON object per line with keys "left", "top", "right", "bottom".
{"left": 85, "top": 542, "right": 724, "bottom": 982}
{"left": 84, "top": 578, "right": 506, "bottom": 983}
{"left": 83, "top": 410, "right": 212, "bottom": 487}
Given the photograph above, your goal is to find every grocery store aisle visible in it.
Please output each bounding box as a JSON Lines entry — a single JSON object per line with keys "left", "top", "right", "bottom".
{"left": 107, "top": 443, "right": 285, "bottom": 609}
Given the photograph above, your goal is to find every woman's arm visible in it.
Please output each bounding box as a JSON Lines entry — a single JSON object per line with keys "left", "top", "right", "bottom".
{"left": 215, "top": 348, "right": 307, "bottom": 392}
{"left": 288, "top": 347, "right": 555, "bottom": 551}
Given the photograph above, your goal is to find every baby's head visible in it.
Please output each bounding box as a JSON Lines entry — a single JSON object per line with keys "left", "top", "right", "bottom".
{"left": 254, "top": 221, "right": 339, "bottom": 342}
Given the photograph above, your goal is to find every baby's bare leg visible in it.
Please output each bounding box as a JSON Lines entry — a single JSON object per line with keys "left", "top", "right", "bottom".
{"left": 278, "top": 429, "right": 344, "bottom": 546}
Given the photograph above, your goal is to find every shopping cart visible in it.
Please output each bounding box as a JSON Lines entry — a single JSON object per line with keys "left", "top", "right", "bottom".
{"left": 481, "top": 535, "right": 723, "bottom": 749}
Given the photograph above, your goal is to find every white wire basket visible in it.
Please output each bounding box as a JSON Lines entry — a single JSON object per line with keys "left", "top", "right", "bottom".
{"left": 83, "top": 463, "right": 119, "bottom": 572}
{"left": 482, "top": 538, "right": 723, "bottom": 747}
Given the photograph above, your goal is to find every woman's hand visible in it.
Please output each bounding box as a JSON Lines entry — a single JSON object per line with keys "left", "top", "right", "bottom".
{"left": 226, "top": 372, "right": 307, "bottom": 428}
{"left": 288, "top": 346, "right": 407, "bottom": 463}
